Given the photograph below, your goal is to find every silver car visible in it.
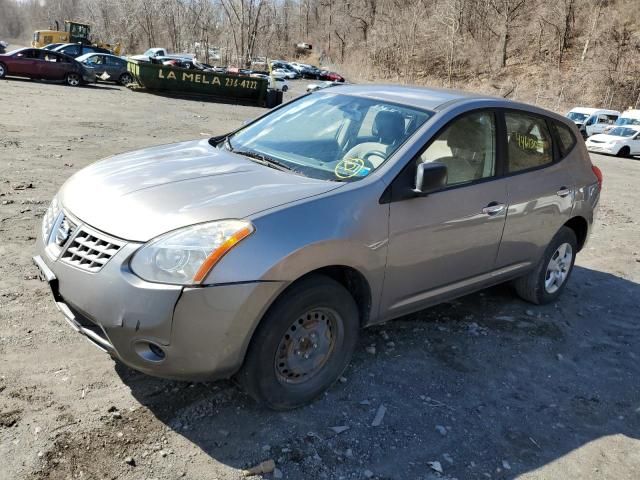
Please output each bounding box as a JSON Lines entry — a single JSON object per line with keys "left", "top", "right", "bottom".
{"left": 34, "top": 86, "right": 601, "bottom": 409}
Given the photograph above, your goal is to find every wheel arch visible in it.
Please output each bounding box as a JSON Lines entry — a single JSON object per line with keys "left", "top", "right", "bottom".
{"left": 564, "top": 216, "right": 588, "bottom": 251}
{"left": 235, "top": 264, "right": 373, "bottom": 378}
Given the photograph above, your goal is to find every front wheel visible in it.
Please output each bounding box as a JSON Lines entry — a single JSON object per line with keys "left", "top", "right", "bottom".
{"left": 0, "top": 62, "right": 6, "bottom": 79}
{"left": 282, "top": 85, "right": 288, "bottom": 92}
{"left": 513, "top": 226, "right": 577, "bottom": 304}
{"left": 119, "top": 72, "right": 133, "bottom": 85}
{"left": 237, "top": 274, "right": 360, "bottom": 410}
{"left": 65, "top": 72, "right": 81, "bottom": 87}
{"left": 617, "top": 146, "right": 631, "bottom": 158}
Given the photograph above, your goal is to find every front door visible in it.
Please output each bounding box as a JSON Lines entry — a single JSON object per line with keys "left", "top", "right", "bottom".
{"left": 10, "top": 49, "right": 40, "bottom": 76}
{"left": 381, "top": 110, "right": 508, "bottom": 319}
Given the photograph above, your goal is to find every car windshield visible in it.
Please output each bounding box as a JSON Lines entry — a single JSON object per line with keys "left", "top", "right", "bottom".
{"left": 143, "top": 49, "right": 157, "bottom": 57}
{"left": 567, "top": 112, "right": 589, "bottom": 122}
{"left": 222, "top": 93, "right": 433, "bottom": 182}
{"left": 608, "top": 127, "right": 637, "bottom": 137}
{"left": 615, "top": 117, "right": 640, "bottom": 126}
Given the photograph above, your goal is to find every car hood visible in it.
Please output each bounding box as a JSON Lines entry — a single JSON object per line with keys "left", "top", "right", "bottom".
{"left": 588, "top": 134, "right": 626, "bottom": 143}
{"left": 59, "top": 139, "right": 342, "bottom": 242}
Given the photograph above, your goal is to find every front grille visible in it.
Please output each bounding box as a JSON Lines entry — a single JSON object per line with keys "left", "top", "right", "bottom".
{"left": 60, "top": 226, "right": 123, "bottom": 273}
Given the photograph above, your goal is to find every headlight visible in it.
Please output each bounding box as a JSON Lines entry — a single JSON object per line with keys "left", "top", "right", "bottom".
{"left": 130, "top": 220, "right": 254, "bottom": 285}
{"left": 42, "top": 195, "right": 61, "bottom": 242}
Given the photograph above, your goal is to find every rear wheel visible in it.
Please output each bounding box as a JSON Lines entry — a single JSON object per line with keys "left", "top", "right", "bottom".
{"left": 513, "top": 226, "right": 577, "bottom": 304}
{"left": 119, "top": 72, "right": 133, "bottom": 85}
{"left": 282, "top": 85, "right": 288, "bottom": 92}
{"left": 65, "top": 72, "right": 81, "bottom": 87}
{"left": 0, "top": 62, "right": 6, "bottom": 79}
{"left": 237, "top": 274, "right": 360, "bottom": 410}
{"left": 617, "top": 146, "right": 631, "bottom": 158}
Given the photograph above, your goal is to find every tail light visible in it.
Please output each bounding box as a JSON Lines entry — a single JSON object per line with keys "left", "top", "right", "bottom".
{"left": 591, "top": 165, "right": 603, "bottom": 190}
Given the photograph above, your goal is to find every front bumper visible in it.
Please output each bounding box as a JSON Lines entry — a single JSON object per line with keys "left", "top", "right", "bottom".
{"left": 586, "top": 144, "right": 617, "bottom": 154}
{"left": 34, "top": 223, "right": 283, "bottom": 380}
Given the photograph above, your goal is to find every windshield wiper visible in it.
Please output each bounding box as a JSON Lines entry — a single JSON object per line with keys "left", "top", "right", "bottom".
{"left": 233, "top": 149, "right": 294, "bottom": 173}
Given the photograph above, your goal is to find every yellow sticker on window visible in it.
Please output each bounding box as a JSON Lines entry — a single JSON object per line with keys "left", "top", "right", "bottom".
{"left": 516, "top": 132, "right": 544, "bottom": 151}
{"left": 335, "top": 158, "right": 369, "bottom": 179}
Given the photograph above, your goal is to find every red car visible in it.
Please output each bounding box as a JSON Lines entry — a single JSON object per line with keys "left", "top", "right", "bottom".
{"left": 320, "top": 70, "right": 345, "bottom": 82}
{"left": 0, "top": 48, "right": 95, "bottom": 86}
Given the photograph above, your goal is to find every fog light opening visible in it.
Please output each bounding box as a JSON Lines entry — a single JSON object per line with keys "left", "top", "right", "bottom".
{"left": 134, "top": 341, "right": 166, "bottom": 363}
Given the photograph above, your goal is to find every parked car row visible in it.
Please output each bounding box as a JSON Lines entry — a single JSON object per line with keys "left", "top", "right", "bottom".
{"left": 566, "top": 107, "right": 640, "bottom": 157}
{"left": 0, "top": 47, "right": 97, "bottom": 86}
{"left": 270, "top": 59, "right": 345, "bottom": 82}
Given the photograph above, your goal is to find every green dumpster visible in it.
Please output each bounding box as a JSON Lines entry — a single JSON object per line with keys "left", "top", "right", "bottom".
{"left": 127, "top": 59, "right": 272, "bottom": 107}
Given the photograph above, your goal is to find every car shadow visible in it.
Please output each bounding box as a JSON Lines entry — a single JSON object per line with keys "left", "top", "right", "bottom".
{"left": 116, "top": 265, "right": 640, "bottom": 478}
{"left": 128, "top": 87, "right": 271, "bottom": 107}
{"left": 3, "top": 76, "right": 121, "bottom": 91}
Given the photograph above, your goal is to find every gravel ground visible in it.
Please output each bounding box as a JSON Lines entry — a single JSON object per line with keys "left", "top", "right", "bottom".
{"left": 0, "top": 76, "right": 639, "bottom": 480}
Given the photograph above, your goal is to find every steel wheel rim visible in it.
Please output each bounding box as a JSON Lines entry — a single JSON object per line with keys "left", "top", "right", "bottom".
{"left": 545, "top": 242, "right": 573, "bottom": 294}
{"left": 0, "top": 65, "right": 4, "bottom": 76}
{"left": 68, "top": 74, "right": 80, "bottom": 86}
{"left": 121, "top": 74, "right": 132, "bottom": 84}
{"left": 275, "top": 308, "right": 338, "bottom": 385}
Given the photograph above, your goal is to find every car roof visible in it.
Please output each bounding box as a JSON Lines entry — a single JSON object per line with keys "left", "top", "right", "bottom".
{"left": 76, "top": 52, "right": 120, "bottom": 61}
{"left": 620, "top": 109, "right": 640, "bottom": 118}
{"left": 328, "top": 84, "right": 500, "bottom": 111}
{"left": 570, "top": 107, "right": 619, "bottom": 115}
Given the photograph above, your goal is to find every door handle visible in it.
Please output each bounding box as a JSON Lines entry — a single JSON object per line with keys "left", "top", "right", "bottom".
{"left": 482, "top": 202, "right": 505, "bottom": 215}
{"left": 556, "top": 187, "right": 572, "bottom": 198}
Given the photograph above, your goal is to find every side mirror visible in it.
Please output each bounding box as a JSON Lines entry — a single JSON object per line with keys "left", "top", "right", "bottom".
{"left": 413, "top": 162, "right": 448, "bottom": 195}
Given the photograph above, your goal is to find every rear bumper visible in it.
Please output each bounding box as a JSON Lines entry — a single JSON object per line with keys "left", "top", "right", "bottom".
{"left": 34, "top": 224, "right": 284, "bottom": 381}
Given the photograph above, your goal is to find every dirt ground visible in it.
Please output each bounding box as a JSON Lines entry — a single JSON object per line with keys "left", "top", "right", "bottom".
{"left": 1, "top": 75, "right": 639, "bottom": 480}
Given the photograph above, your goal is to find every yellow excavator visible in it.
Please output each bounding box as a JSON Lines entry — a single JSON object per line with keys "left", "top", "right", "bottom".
{"left": 32, "top": 20, "right": 122, "bottom": 55}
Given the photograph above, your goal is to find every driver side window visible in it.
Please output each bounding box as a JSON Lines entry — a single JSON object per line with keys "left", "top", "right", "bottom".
{"left": 418, "top": 111, "right": 496, "bottom": 185}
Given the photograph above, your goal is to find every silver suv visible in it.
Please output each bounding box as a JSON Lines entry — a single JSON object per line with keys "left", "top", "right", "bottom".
{"left": 34, "top": 85, "right": 601, "bottom": 409}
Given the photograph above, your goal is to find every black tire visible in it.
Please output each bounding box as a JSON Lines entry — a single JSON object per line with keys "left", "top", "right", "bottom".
{"left": 617, "top": 146, "right": 631, "bottom": 158}
{"left": 513, "top": 226, "right": 577, "bottom": 305}
{"left": 65, "top": 72, "right": 81, "bottom": 87}
{"left": 282, "top": 85, "right": 288, "bottom": 92}
{"left": 237, "top": 274, "right": 360, "bottom": 410}
{"left": 119, "top": 72, "right": 133, "bottom": 85}
{"left": 0, "top": 62, "right": 6, "bottom": 79}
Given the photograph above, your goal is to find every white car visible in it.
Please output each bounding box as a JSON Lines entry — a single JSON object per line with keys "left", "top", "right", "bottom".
{"left": 585, "top": 125, "right": 640, "bottom": 157}
{"left": 566, "top": 107, "right": 620, "bottom": 138}
{"left": 272, "top": 68, "right": 296, "bottom": 79}
{"left": 270, "top": 77, "right": 289, "bottom": 92}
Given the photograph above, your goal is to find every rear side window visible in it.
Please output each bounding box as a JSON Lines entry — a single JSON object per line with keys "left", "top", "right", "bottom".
{"left": 552, "top": 121, "right": 577, "bottom": 157}
{"left": 505, "top": 112, "right": 553, "bottom": 172}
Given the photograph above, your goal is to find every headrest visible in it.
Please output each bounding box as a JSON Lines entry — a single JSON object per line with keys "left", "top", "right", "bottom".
{"left": 372, "top": 110, "right": 405, "bottom": 144}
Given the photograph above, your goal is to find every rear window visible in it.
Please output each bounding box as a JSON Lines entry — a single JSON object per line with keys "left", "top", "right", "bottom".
{"left": 505, "top": 112, "right": 553, "bottom": 172}
{"left": 552, "top": 121, "right": 577, "bottom": 157}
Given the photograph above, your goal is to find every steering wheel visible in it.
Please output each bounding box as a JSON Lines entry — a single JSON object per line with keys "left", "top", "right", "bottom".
{"left": 360, "top": 150, "right": 387, "bottom": 168}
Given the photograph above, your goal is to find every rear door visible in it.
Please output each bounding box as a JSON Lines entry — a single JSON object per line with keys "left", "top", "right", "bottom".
{"left": 591, "top": 114, "right": 616, "bottom": 135}
{"left": 630, "top": 131, "right": 640, "bottom": 155}
{"left": 105, "top": 55, "right": 125, "bottom": 80}
{"left": 39, "top": 51, "right": 68, "bottom": 80}
{"left": 494, "top": 111, "right": 574, "bottom": 270}
{"left": 381, "top": 110, "right": 509, "bottom": 319}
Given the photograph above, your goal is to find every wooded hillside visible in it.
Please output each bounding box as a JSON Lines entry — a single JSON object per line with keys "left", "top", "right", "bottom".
{"left": 2, "top": 0, "right": 639, "bottom": 111}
